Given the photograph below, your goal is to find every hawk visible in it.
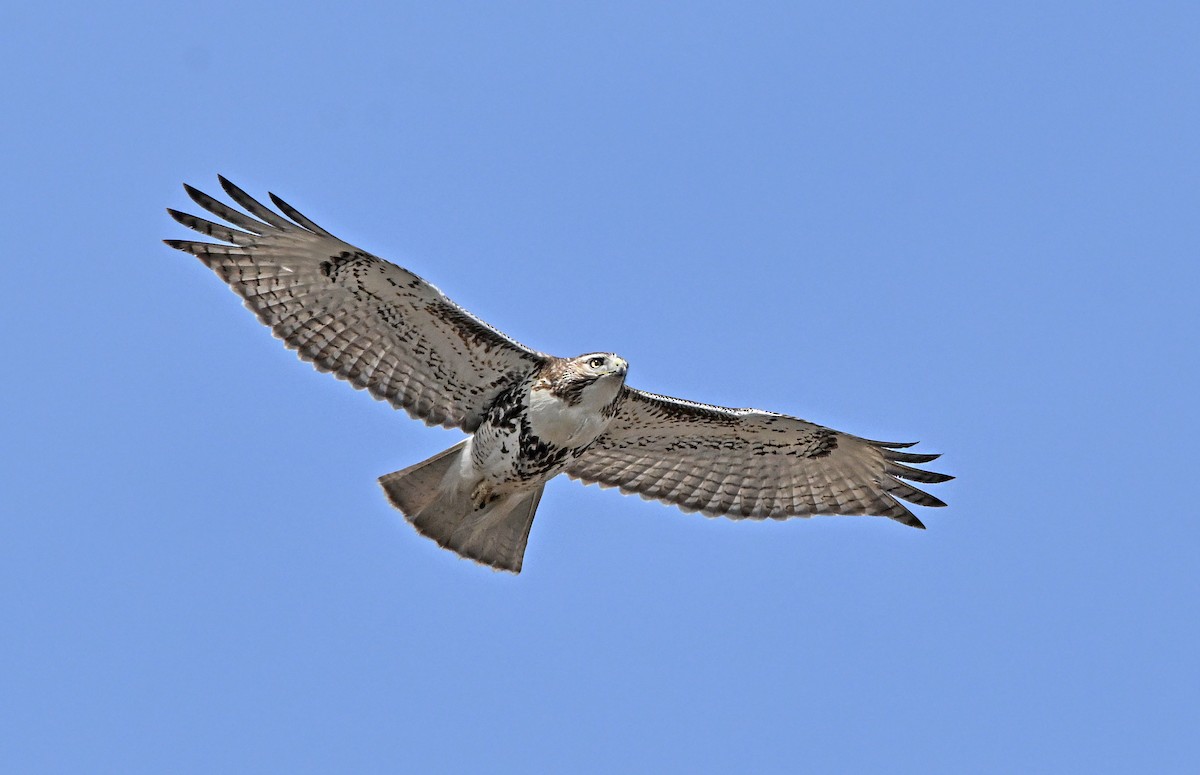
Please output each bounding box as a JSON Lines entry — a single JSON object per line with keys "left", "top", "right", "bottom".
{"left": 166, "top": 177, "right": 951, "bottom": 573}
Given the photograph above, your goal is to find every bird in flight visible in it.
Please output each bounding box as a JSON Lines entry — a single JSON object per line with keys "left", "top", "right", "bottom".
{"left": 166, "top": 177, "right": 951, "bottom": 573}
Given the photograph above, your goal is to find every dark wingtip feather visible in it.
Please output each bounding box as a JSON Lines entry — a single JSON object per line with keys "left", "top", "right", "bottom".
{"left": 888, "top": 509, "right": 926, "bottom": 529}
{"left": 269, "top": 191, "right": 333, "bottom": 236}
{"left": 887, "top": 463, "right": 955, "bottom": 484}
{"left": 884, "top": 450, "right": 941, "bottom": 464}
{"left": 870, "top": 439, "right": 918, "bottom": 449}
{"left": 214, "top": 176, "right": 293, "bottom": 230}
{"left": 216, "top": 174, "right": 246, "bottom": 203}
{"left": 167, "top": 209, "right": 256, "bottom": 246}
{"left": 901, "top": 488, "right": 947, "bottom": 509}
{"left": 165, "top": 208, "right": 205, "bottom": 231}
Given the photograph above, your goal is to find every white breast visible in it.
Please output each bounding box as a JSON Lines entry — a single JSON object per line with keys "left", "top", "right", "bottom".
{"left": 527, "top": 378, "right": 620, "bottom": 448}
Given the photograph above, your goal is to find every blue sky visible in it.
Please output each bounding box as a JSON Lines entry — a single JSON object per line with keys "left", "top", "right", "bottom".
{"left": 2, "top": 1, "right": 1197, "bottom": 772}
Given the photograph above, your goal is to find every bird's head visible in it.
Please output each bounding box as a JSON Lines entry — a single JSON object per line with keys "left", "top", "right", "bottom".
{"left": 573, "top": 352, "right": 628, "bottom": 381}
{"left": 546, "top": 352, "right": 628, "bottom": 408}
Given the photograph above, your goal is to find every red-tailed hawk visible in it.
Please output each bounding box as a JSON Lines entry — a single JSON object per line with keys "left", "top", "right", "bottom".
{"left": 166, "top": 177, "right": 951, "bottom": 573}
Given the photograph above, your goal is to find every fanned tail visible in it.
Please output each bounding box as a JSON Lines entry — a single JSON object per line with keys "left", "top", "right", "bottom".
{"left": 379, "top": 443, "right": 544, "bottom": 574}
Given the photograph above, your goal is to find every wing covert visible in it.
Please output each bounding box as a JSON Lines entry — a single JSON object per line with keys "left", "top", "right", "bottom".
{"left": 165, "top": 177, "right": 547, "bottom": 431}
{"left": 566, "top": 387, "right": 951, "bottom": 526}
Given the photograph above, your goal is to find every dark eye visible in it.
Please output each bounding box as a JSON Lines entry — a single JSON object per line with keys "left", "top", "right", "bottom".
{"left": 588, "top": 356, "right": 606, "bottom": 368}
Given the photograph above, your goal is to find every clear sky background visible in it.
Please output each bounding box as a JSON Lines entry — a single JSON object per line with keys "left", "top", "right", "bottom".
{"left": 2, "top": 2, "right": 1197, "bottom": 772}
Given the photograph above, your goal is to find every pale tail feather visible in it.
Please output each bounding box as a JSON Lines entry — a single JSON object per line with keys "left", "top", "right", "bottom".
{"left": 379, "top": 443, "right": 544, "bottom": 573}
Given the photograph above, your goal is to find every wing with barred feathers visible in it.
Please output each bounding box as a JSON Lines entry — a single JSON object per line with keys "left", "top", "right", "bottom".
{"left": 165, "top": 177, "right": 547, "bottom": 431}
{"left": 566, "top": 387, "right": 952, "bottom": 526}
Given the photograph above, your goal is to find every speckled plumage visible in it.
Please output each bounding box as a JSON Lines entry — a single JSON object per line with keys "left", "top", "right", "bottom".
{"left": 166, "top": 178, "right": 952, "bottom": 573}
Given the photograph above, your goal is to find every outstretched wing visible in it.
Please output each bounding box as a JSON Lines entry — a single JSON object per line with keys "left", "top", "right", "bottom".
{"left": 166, "top": 177, "right": 548, "bottom": 431}
{"left": 566, "top": 388, "right": 951, "bottom": 526}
